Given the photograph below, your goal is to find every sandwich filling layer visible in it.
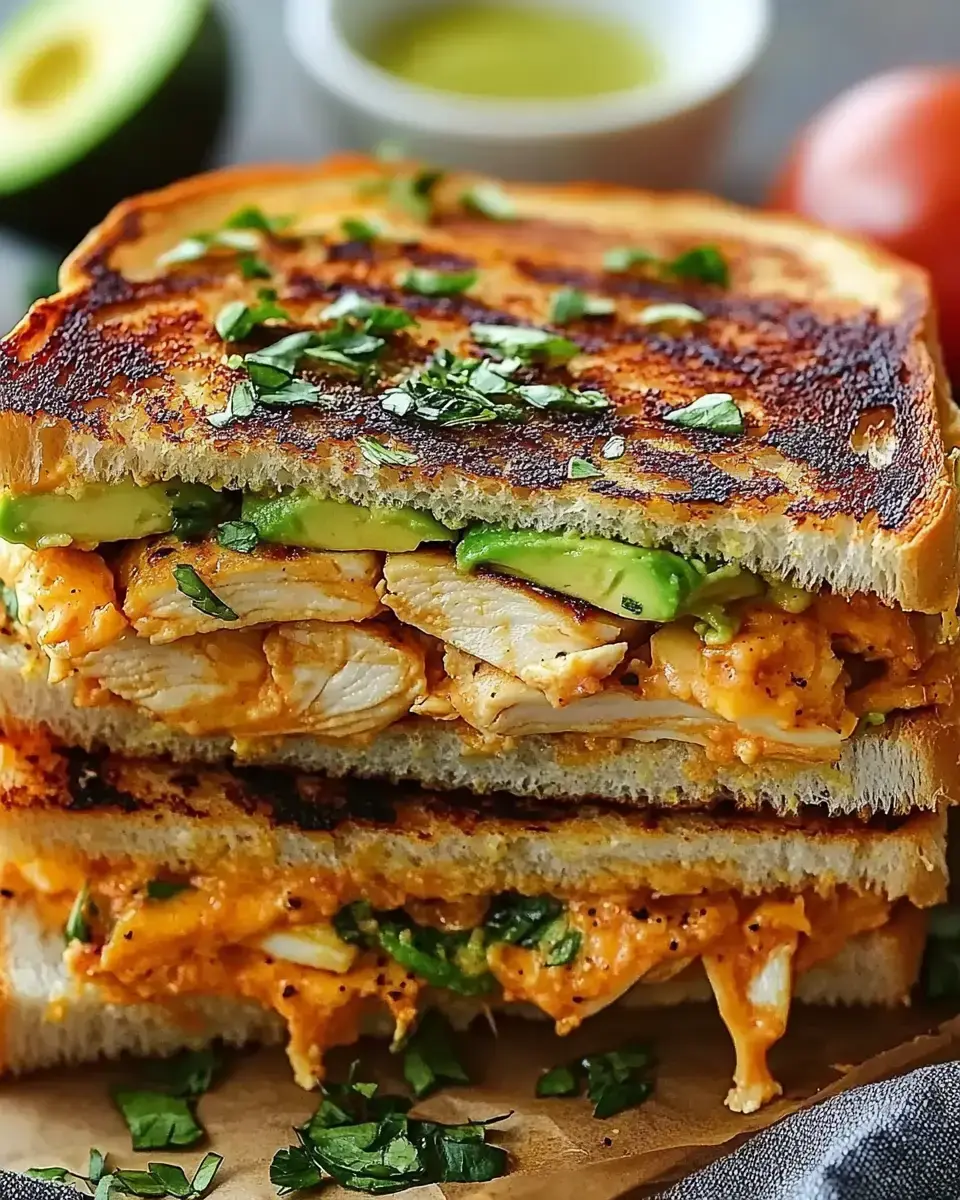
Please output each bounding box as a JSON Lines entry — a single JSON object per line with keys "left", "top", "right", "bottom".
{"left": 0, "top": 854, "right": 898, "bottom": 1115}
{"left": 0, "top": 736, "right": 943, "bottom": 1114}
{"left": 0, "top": 516, "right": 950, "bottom": 766}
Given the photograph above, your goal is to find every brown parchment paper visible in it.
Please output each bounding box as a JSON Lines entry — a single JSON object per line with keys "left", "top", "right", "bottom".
{"left": 1, "top": 1001, "right": 959, "bottom": 1200}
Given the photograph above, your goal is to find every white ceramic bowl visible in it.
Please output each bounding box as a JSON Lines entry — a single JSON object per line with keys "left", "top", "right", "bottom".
{"left": 284, "top": 0, "right": 771, "bottom": 189}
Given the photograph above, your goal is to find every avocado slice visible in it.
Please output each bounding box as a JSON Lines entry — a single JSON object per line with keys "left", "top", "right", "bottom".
{"left": 0, "top": 480, "right": 230, "bottom": 548}
{"left": 0, "top": 0, "right": 227, "bottom": 248}
{"left": 242, "top": 491, "right": 455, "bottom": 553}
{"left": 456, "top": 525, "right": 706, "bottom": 621}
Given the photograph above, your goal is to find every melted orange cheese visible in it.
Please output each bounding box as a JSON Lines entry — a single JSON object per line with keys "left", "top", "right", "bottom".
{"left": 3, "top": 857, "right": 893, "bottom": 1107}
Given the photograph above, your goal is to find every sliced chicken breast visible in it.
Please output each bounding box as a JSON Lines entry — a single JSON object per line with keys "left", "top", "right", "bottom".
{"left": 120, "top": 537, "right": 383, "bottom": 643}
{"left": 77, "top": 629, "right": 274, "bottom": 735}
{"left": 0, "top": 541, "right": 128, "bottom": 683}
{"left": 76, "top": 622, "right": 425, "bottom": 741}
{"left": 444, "top": 647, "right": 720, "bottom": 741}
{"left": 261, "top": 620, "right": 427, "bottom": 739}
{"left": 382, "top": 550, "right": 631, "bottom": 705}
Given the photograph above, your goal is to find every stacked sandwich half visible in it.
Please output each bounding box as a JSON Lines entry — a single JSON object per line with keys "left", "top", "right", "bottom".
{"left": 0, "top": 156, "right": 954, "bottom": 1114}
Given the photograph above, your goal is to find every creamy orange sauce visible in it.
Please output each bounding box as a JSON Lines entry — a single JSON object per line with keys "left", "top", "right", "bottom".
{"left": 3, "top": 856, "right": 892, "bottom": 1103}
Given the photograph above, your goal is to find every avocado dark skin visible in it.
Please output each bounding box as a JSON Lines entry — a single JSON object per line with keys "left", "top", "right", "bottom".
{"left": 0, "top": 4, "right": 230, "bottom": 251}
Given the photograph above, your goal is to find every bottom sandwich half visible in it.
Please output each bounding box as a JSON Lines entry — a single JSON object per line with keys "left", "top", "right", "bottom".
{"left": 0, "top": 735, "right": 945, "bottom": 1114}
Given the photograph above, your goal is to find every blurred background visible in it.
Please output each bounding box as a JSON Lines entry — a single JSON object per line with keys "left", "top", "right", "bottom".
{"left": 0, "top": 0, "right": 958, "bottom": 351}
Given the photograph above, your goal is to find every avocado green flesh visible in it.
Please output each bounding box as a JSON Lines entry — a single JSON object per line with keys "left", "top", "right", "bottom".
{"left": 0, "top": 0, "right": 226, "bottom": 247}
{"left": 456, "top": 526, "right": 705, "bottom": 621}
{"left": 242, "top": 491, "right": 455, "bottom": 553}
{"left": 0, "top": 481, "right": 225, "bottom": 549}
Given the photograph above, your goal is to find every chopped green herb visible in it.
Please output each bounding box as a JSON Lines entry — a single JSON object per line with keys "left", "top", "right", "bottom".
{"left": 146, "top": 880, "right": 193, "bottom": 902}
{"left": 208, "top": 379, "right": 257, "bottom": 429}
{"left": 26, "top": 1166, "right": 78, "bottom": 1184}
{"left": 158, "top": 208, "right": 289, "bottom": 271}
{"left": 173, "top": 565, "right": 239, "bottom": 623}
{"left": 664, "top": 392, "right": 744, "bottom": 436}
{"left": 461, "top": 182, "right": 517, "bottom": 221}
{"left": 225, "top": 207, "right": 291, "bottom": 236}
{"left": 567, "top": 456, "right": 603, "bottom": 480}
{"left": 536, "top": 1043, "right": 655, "bottom": 1119}
{"left": 470, "top": 322, "right": 579, "bottom": 365}
{"left": 541, "top": 922, "right": 582, "bottom": 967}
{"left": 145, "top": 1164, "right": 192, "bottom": 1197}
{"left": 601, "top": 435, "right": 626, "bottom": 459}
{"left": 381, "top": 348, "right": 607, "bottom": 428}
{"left": 357, "top": 436, "right": 419, "bottom": 467}
{"left": 216, "top": 519, "right": 260, "bottom": 554}
{"left": 342, "top": 216, "right": 382, "bottom": 243}
{"left": 402, "top": 1011, "right": 470, "bottom": 1100}
{"left": 668, "top": 245, "right": 729, "bottom": 286}
{"left": 238, "top": 254, "right": 272, "bottom": 280}
{"left": 189, "top": 1154, "right": 224, "bottom": 1197}
{"left": 483, "top": 894, "right": 564, "bottom": 947}
{"left": 603, "top": 246, "right": 655, "bottom": 273}
{"left": 604, "top": 244, "right": 728, "bottom": 287}
{"left": 156, "top": 237, "right": 214, "bottom": 267}
{"left": 390, "top": 169, "right": 445, "bottom": 222}
{"left": 398, "top": 267, "right": 478, "bottom": 296}
{"left": 270, "top": 1146, "right": 322, "bottom": 1196}
{"left": 321, "top": 292, "right": 416, "bottom": 335}
{"left": 65, "top": 882, "right": 93, "bottom": 944}
{"left": 637, "top": 302, "right": 705, "bottom": 326}
{"left": 535, "top": 1064, "right": 579, "bottom": 1098}
{"left": 112, "top": 1090, "right": 204, "bottom": 1152}
{"left": 270, "top": 1075, "right": 509, "bottom": 1195}
{"left": 214, "top": 289, "right": 290, "bottom": 342}
{"left": 550, "top": 288, "right": 615, "bottom": 325}
{"left": 88, "top": 1150, "right": 108, "bottom": 1184}
{"left": 143, "top": 1047, "right": 222, "bottom": 1101}
{"left": 855, "top": 710, "right": 887, "bottom": 733}
{"left": 0, "top": 582, "right": 18, "bottom": 623}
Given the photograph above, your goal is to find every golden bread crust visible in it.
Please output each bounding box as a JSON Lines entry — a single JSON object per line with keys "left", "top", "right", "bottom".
{"left": 0, "top": 157, "right": 955, "bottom": 610}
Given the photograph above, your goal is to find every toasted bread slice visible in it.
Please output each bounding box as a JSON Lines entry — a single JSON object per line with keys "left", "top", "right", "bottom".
{"left": 0, "top": 637, "right": 952, "bottom": 819}
{"left": 0, "top": 901, "right": 923, "bottom": 1079}
{"left": 0, "top": 156, "right": 955, "bottom": 611}
{"left": 0, "top": 731, "right": 946, "bottom": 906}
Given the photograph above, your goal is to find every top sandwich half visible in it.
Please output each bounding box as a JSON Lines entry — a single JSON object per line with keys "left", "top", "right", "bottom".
{"left": 0, "top": 156, "right": 955, "bottom": 803}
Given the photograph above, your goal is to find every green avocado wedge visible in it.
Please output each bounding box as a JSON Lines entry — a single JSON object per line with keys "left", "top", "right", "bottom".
{"left": 0, "top": 480, "right": 229, "bottom": 548}
{"left": 242, "top": 490, "right": 455, "bottom": 553}
{"left": 456, "top": 525, "right": 706, "bottom": 621}
{"left": 0, "top": 0, "right": 227, "bottom": 248}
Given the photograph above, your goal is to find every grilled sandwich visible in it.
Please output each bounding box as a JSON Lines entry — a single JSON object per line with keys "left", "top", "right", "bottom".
{"left": 0, "top": 733, "right": 943, "bottom": 1114}
{"left": 0, "top": 156, "right": 956, "bottom": 812}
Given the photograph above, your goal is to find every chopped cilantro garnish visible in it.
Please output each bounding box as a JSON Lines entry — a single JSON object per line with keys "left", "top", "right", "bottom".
{"left": 398, "top": 267, "right": 478, "bottom": 296}
{"left": 270, "top": 1074, "right": 508, "bottom": 1194}
{"left": 461, "top": 182, "right": 517, "bottom": 221}
{"left": 470, "top": 322, "right": 579, "bottom": 365}
{"left": 172, "top": 565, "right": 239, "bottom": 623}
{"left": 357, "top": 436, "right": 419, "bottom": 467}
{"left": 216, "top": 519, "right": 260, "bottom": 554}
{"left": 380, "top": 348, "right": 608, "bottom": 428}
{"left": 536, "top": 1043, "right": 655, "bottom": 1119}
{"left": 604, "top": 243, "right": 729, "bottom": 287}
{"left": 402, "top": 1011, "right": 469, "bottom": 1099}
{"left": 664, "top": 392, "right": 744, "bottom": 436}
{"left": 566, "top": 456, "right": 602, "bottom": 480}
{"left": 550, "top": 288, "right": 615, "bottom": 325}
{"left": 637, "top": 302, "right": 705, "bottom": 327}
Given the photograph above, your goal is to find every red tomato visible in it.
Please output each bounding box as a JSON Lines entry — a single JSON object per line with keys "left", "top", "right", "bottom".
{"left": 770, "top": 67, "right": 960, "bottom": 377}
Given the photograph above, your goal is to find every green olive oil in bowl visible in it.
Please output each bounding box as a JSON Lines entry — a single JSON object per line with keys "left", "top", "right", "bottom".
{"left": 365, "top": 3, "right": 661, "bottom": 101}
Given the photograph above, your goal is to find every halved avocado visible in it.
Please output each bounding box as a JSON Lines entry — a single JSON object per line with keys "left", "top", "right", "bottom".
{"left": 0, "top": 0, "right": 228, "bottom": 248}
